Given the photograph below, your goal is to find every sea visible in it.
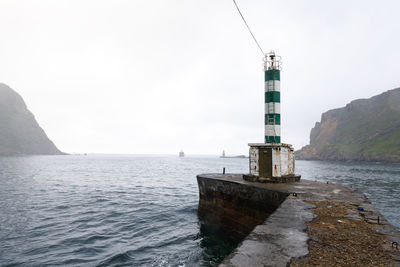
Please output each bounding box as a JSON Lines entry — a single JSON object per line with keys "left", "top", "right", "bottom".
{"left": 1, "top": 155, "right": 399, "bottom": 266}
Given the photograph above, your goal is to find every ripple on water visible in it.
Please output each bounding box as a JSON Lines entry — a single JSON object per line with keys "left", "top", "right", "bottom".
{"left": 1, "top": 156, "right": 399, "bottom": 266}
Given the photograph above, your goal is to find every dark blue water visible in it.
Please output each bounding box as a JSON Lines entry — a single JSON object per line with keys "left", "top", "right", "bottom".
{"left": 0, "top": 155, "right": 399, "bottom": 266}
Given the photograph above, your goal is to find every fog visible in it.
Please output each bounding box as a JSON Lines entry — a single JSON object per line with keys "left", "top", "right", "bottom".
{"left": 1, "top": 0, "right": 399, "bottom": 154}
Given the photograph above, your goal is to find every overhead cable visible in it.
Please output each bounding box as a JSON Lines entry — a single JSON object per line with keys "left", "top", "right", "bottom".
{"left": 232, "top": 0, "right": 265, "bottom": 56}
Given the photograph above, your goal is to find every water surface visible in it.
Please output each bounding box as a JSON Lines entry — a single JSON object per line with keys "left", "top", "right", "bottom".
{"left": 0, "top": 155, "right": 399, "bottom": 266}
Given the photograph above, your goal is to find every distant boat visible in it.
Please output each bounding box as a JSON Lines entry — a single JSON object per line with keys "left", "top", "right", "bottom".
{"left": 179, "top": 150, "right": 185, "bottom": 157}
{"left": 220, "top": 150, "right": 247, "bottom": 158}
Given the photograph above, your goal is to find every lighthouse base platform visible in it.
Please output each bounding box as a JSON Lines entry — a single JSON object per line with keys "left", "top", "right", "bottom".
{"left": 248, "top": 143, "right": 299, "bottom": 183}
{"left": 243, "top": 173, "right": 301, "bottom": 183}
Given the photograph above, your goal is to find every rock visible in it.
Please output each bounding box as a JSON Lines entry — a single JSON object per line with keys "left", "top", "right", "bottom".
{"left": 296, "top": 87, "right": 400, "bottom": 163}
{"left": 0, "top": 83, "right": 64, "bottom": 156}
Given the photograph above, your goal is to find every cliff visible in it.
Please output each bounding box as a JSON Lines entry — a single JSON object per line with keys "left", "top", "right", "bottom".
{"left": 296, "top": 87, "right": 400, "bottom": 162}
{"left": 0, "top": 83, "right": 64, "bottom": 156}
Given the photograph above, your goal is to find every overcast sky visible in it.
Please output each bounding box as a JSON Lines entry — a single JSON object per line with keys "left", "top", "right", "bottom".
{"left": 0, "top": 0, "right": 399, "bottom": 155}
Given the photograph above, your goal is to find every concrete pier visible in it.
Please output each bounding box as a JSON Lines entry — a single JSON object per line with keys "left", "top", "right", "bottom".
{"left": 197, "top": 174, "right": 400, "bottom": 266}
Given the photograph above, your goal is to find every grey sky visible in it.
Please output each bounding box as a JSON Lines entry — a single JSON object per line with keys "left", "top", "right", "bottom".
{"left": 1, "top": 0, "right": 399, "bottom": 154}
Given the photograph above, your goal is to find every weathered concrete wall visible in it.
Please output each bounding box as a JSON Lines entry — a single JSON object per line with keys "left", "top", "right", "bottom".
{"left": 272, "top": 145, "right": 294, "bottom": 176}
{"left": 249, "top": 147, "right": 260, "bottom": 177}
{"left": 248, "top": 143, "right": 295, "bottom": 178}
{"left": 220, "top": 197, "right": 315, "bottom": 267}
{"left": 197, "top": 174, "right": 400, "bottom": 266}
{"left": 197, "top": 174, "right": 288, "bottom": 237}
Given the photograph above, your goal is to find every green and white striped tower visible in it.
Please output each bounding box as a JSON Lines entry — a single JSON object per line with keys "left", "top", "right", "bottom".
{"left": 264, "top": 51, "right": 281, "bottom": 144}
{"left": 246, "top": 51, "right": 300, "bottom": 182}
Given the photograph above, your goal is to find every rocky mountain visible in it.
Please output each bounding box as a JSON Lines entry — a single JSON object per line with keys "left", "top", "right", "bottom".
{"left": 296, "top": 87, "right": 400, "bottom": 162}
{"left": 0, "top": 83, "right": 64, "bottom": 156}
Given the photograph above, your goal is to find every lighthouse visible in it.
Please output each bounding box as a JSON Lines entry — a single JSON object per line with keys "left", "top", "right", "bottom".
{"left": 264, "top": 51, "right": 281, "bottom": 144}
{"left": 246, "top": 51, "right": 300, "bottom": 183}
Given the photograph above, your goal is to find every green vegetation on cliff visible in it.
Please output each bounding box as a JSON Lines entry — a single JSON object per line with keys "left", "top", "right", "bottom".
{"left": 296, "top": 87, "right": 400, "bottom": 162}
{"left": 0, "top": 83, "right": 64, "bottom": 156}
